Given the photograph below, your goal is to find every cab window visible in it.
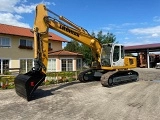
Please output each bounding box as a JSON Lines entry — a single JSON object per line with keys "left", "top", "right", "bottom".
{"left": 113, "top": 46, "right": 119, "bottom": 62}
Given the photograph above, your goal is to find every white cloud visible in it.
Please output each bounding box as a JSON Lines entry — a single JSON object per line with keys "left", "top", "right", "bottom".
{"left": 14, "top": 4, "right": 36, "bottom": 13}
{"left": 153, "top": 16, "right": 160, "bottom": 22}
{"left": 124, "top": 37, "right": 129, "bottom": 40}
{"left": 152, "top": 33, "right": 159, "bottom": 37}
{"left": 129, "top": 26, "right": 160, "bottom": 36}
{"left": 124, "top": 39, "right": 159, "bottom": 46}
{"left": 0, "top": 13, "right": 30, "bottom": 28}
{"left": 124, "top": 42, "right": 142, "bottom": 46}
{"left": 22, "top": 0, "right": 27, "bottom": 3}
{"left": 115, "top": 31, "right": 125, "bottom": 34}
{"left": 122, "top": 23, "right": 137, "bottom": 26}
{"left": 0, "top": 0, "right": 37, "bottom": 14}
{"left": 52, "top": 2, "right": 56, "bottom": 6}
{"left": 0, "top": 0, "right": 56, "bottom": 28}
{"left": 41, "top": 0, "right": 56, "bottom": 6}
{"left": 103, "top": 22, "right": 138, "bottom": 31}
{"left": 100, "top": 22, "right": 160, "bottom": 46}
{"left": 102, "top": 27, "right": 112, "bottom": 30}
{"left": 0, "top": 0, "right": 19, "bottom": 12}
{"left": 0, "top": 0, "right": 55, "bottom": 14}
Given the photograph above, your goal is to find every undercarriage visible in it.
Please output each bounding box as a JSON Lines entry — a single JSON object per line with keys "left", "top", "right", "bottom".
{"left": 78, "top": 69, "right": 139, "bottom": 87}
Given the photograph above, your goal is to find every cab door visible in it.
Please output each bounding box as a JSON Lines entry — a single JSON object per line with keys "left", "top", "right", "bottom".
{"left": 111, "top": 45, "right": 124, "bottom": 67}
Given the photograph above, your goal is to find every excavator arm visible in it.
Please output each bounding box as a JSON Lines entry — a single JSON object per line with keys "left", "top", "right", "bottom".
{"left": 33, "top": 4, "right": 49, "bottom": 73}
{"left": 47, "top": 17, "right": 102, "bottom": 62}
{"left": 42, "top": 4, "right": 102, "bottom": 65}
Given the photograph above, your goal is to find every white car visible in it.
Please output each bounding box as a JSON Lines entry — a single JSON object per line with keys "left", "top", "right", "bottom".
{"left": 155, "top": 63, "right": 160, "bottom": 69}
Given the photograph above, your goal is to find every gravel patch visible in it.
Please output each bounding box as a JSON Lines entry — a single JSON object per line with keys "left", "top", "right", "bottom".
{"left": 0, "top": 68, "right": 160, "bottom": 120}
{"left": 133, "top": 68, "right": 160, "bottom": 81}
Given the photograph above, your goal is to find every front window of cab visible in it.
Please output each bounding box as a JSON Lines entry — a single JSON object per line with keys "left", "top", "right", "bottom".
{"left": 101, "top": 44, "right": 112, "bottom": 66}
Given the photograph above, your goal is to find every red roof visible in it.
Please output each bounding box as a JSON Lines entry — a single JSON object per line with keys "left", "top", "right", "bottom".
{"left": 125, "top": 43, "right": 160, "bottom": 50}
{"left": 124, "top": 43, "right": 160, "bottom": 53}
{"left": 0, "top": 23, "right": 68, "bottom": 42}
{"left": 49, "top": 50, "right": 83, "bottom": 56}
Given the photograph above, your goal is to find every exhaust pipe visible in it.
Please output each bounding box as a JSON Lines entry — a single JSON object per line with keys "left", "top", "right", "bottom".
{"left": 14, "top": 70, "right": 46, "bottom": 101}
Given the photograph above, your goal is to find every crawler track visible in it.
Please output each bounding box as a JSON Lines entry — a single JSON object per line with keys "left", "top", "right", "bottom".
{"left": 78, "top": 69, "right": 139, "bottom": 87}
{"left": 78, "top": 69, "right": 94, "bottom": 82}
{"left": 101, "top": 70, "right": 139, "bottom": 87}
{"left": 78, "top": 69, "right": 107, "bottom": 82}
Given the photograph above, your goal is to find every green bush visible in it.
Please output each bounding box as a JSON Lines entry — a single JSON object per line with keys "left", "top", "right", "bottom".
{"left": 0, "top": 71, "right": 80, "bottom": 90}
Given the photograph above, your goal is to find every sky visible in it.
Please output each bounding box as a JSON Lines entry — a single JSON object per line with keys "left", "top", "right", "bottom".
{"left": 0, "top": 0, "right": 160, "bottom": 47}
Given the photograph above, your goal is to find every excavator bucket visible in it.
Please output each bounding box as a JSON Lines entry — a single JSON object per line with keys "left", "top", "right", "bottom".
{"left": 14, "top": 70, "right": 46, "bottom": 101}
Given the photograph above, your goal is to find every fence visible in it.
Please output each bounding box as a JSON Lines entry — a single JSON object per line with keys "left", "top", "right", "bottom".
{"left": 3, "top": 68, "right": 21, "bottom": 75}
{"left": 45, "top": 71, "right": 80, "bottom": 85}
{"left": 0, "top": 71, "right": 81, "bottom": 89}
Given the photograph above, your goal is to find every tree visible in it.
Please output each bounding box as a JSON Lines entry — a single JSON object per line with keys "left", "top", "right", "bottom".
{"left": 80, "top": 44, "right": 93, "bottom": 65}
{"left": 64, "top": 40, "right": 81, "bottom": 52}
{"left": 81, "top": 30, "right": 117, "bottom": 65}
{"left": 63, "top": 31, "right": 117, "bottom": 66}
{"left": 93, "top": 30, "right": 117, "bottom": 44}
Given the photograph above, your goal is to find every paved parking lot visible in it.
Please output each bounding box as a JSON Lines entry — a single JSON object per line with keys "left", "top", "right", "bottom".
{"left": 1, "top": 68, "right": 160, "bottom": 120}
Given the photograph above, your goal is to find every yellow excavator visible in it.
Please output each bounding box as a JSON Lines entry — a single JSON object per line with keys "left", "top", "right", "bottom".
{"left": 14, "top": 4, "right": 139, "bottom": 101}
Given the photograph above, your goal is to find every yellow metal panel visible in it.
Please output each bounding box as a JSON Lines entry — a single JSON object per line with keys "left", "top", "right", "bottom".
{"left": 124, "top": 56, "right": 137, "bottom": 68}
{"left": 33, "top": 4, "right": 49, "bottom": 73}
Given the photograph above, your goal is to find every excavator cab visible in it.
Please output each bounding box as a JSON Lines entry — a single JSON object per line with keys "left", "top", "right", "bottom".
{"left": 101, "top": 43, "right": 135, "bottom": 68}
{"left": 101, "top": 44, "right": 125, "bottom": 67}
{"left": 14, "top": 69, "right": 46, "bottom": 101}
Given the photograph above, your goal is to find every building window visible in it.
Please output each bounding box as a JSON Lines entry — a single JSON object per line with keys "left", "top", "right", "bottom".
{"left": 0, "top": 37, "right": 11, "bottom": 47}
{"left": 61, "top": 59, "right": 73, "bottom": 71}
{"left": 48, "top": 43, "right": 52, "bottom": 51}
{"left": 0, "top": 59, "right": 9, "bottom": 74}
{"left": 19, "top": 39, "right": 33, "bottom": 49}
{"left": 76, "top": 59, "right": 82, "bottom": 70}
{"left": 47, "top": 58, "right": 56, "bottom": 72}
{"left": 20, "top": 59, "right": 33, "bottom": 73}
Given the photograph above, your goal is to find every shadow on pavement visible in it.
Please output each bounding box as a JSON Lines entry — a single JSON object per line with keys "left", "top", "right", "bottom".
{"left": 31, "top": 81, "right": 81, "bottom": 101}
